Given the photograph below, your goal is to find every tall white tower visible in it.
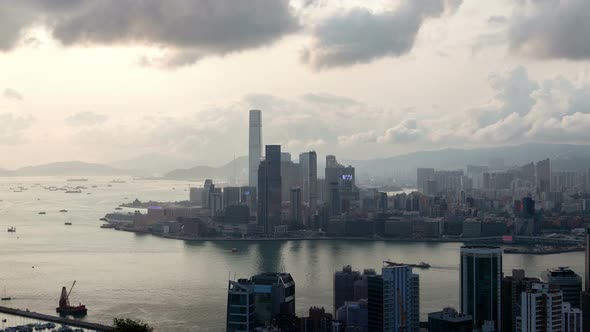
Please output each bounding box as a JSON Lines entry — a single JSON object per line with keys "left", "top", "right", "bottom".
{"left": 249, "top": 110, "right": 262, "bottom": 188}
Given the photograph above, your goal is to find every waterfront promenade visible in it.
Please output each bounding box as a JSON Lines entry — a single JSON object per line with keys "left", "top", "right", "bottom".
{"left": 0, "top": 306, "right": 114, "bottom": 331}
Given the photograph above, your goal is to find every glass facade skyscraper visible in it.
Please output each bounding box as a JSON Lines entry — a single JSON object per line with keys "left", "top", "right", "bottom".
{"left": 460, "top": 246, "right": 502, "bottom": 330}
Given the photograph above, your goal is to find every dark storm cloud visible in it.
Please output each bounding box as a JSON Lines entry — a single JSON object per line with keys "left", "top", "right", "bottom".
{"left": 508, "top": 0, "right": 590, "bottom": 60}
{"left": 302, "top": 0, "right": 462, "bottom": 69}
{"left": 0, "top": 0, "right": 300, "bottom": 66}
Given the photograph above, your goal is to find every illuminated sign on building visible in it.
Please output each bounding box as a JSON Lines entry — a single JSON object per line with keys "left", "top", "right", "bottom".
{"left": 341, "top": 175, "right": 353, "bottom": 181}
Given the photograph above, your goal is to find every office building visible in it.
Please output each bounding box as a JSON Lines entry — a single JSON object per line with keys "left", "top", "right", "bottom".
{"left": 542, "top": 267, "right": 582, "bottom": 308}
{"left": 300, "top": 306, "right": 334, "bottom": 332}
{"left": 501, "top": 269, "right": 540, "bottom": 332}
{"left": 189, "top": 187, "right": 204, "bottom": 205}
{"left": 300, "top": 151, "right": 318, "bottom": 213}
{"left": 281, "top": 158, "right": 301, "bottom": 202}
{"left": 417, "top": 168, "right": 435, "bottom": 194}
{"left": 249, "top": 110, "right": 262, "bottom": 189}
{"left": 325, "top": 155, "right": 356, "bottom": 216}
{"left": 336, "top": 300, "right": 368, "bottom": 332}
{"left": 227, "top": 279, "right": 256, "bottom": 332}
{"left": 583, "top": 228, "right": 590, "bottom": 332}
{"left": 334, "top": 265, "right": 362, "bottom": 314}
{"left": 460, "top": 246, "right": 502, "bottom": 330}
{"left": 257, "top": 145, "right": 282, "bottom": 234}
{"left": 563, "top": 302, "right": 583, "bottom": 332}
{"left": 223, "top": 187, "right": 241, "bottom": 207}
{"left": 428, "top": 307, "right": 472, "bottom": 332}
{"left": 240, "top": 186, "right": 257, "bottom": 212}
{"left": 250, "top": 272, "right": 295, "bottom": 326}
{"left": 367, "top": 264, "right": 420, "bottom": 332}
{"left": 517, "top": 283, "right": 563, "bottom": 332}
{"left": 290, "top": 187, "right": 302, "bottom": 225}
{"left": 536, "top": 159, "right": 551, "bottom": 193}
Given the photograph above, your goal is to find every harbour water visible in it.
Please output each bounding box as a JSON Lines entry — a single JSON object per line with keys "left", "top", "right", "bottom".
{"left": 0, "top": 177, "right": 584, "bottom": 331}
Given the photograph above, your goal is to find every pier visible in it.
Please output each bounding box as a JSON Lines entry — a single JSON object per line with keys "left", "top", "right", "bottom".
{"left": 0, "top": 306, "right": 114, "bottom": 331}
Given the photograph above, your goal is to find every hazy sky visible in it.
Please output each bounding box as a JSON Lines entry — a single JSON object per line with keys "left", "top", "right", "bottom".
{"left": 0, "top": 0, "right": 589, "bottom": 169}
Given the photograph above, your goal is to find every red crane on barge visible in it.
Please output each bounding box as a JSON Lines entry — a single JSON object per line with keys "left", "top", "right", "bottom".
{"left": 56, "top": 280, "right": 87, "bottom": 316}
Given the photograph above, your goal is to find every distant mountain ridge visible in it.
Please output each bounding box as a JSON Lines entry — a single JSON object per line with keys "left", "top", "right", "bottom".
{"left": 343, "top": 143, "right": 590, "bottom": 178}
{"left": 0, "top": 161, "right": 131, "bottom": 176}
{"left": 164, "top": 156, "right": 248, "bottom": 180}
{"left": 3, "top": 143, "right": 590, "bottom": 179}
{"left": 164, "top": 143, "right": 590, "bottom": 181}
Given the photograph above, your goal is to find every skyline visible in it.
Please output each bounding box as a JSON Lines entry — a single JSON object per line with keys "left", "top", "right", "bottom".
{"left": 1, "top": 0, "right": 590, "bottom": 168}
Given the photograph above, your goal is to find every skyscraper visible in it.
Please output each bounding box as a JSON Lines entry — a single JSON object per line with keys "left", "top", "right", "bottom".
{"left": 249, "top": 110, "right": 262, "bottom": 189}
{"left": 417, "top": 168, "right": 435, "bottom": 194}
{"left": 583, "top": 228, "right": 590, "bottom": 332}
{"left": 299, "top": 151, "right": 318, "bottom": 213}
{"left": 536, "top": 158, "right": 551, "bottom": 193}
{"left": 289, "top": 187, "right": 302, "bottom": 225}
{"left": 501, "top": 269, "right": 540, "bottom": 332}
{"left": 333, "top": 265, "right": 362, "bottom": 314}
{"left": 541, "top": 267, "right": 582, "bottom": 308}
{"left": 460, "top": 246, "right": 502, "bottom": 330}
{"left": 226, "top": 279, "right": 256, "bottom": 332}
{"left": 257, "top": 145, "right": 282, "bottom": 234}
{"left": 325, "top": 155, "right": 356, "bottom": 216}
{"left": 517, "top": 283, "right": 564, "bottom": 332}
{"left": 250, "top": 272, "right": 295, "bottom": 326}
{"left": 367, "top": 264, "right": 420, "bottom": 332}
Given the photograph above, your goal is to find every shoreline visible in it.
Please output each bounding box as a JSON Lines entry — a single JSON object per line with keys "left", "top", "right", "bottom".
{"left": 111, "top": 228, "right": 586, "bottom": 255}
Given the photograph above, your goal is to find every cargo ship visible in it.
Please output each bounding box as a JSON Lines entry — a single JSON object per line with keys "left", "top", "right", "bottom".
{"left": 56, "top": 281, "right": 87, "bottom": 317}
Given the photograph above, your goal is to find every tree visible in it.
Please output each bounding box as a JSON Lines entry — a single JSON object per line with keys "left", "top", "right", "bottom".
{"left": 113, "top": 318, "right": 154, "bottom": 332}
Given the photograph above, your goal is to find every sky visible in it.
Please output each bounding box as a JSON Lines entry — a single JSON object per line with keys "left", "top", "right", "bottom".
{"left": 0, "top": 0, "right": 589, "bottom": 169}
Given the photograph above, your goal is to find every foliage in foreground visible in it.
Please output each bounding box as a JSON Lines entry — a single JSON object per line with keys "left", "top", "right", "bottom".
{"left": 113, "top": 318, "right": 154, "bottom": 332}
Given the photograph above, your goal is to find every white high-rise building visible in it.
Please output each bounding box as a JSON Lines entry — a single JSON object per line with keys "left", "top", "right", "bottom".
{"left": 381, "top": 265, "right": 420, "bottom": 332}
{"left": 563, "top": 302, "right": 583, "bottom": 332}
{"left": 249, "top": 110, "right": 262, "bottom": 189}
{"left": 517, "top": 283, "right": 564, "bottom": 332}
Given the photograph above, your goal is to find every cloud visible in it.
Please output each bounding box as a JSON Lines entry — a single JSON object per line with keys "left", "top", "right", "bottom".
{"left": 301, "top": 0, "right": 462, "bottom": 69}
{"left": 469, "top": 66, "right": 538, "bottom": 127}
{"left": 0, "top": 0, "right": 300, "bottom": 67}
{"left": 338, "top": 130, "right": 376, "bottom": 146}
{"left": 3, "top": 88, "right": 23, "bottom": 101}
{"left": 377, "top": 119, "right": 421, "bottom": 143}
{"left": 507, "top": 0, "right": 590, "bottom": 60}
{"left": 65, "top": 111, "right": 108, "bottom": 126}
{"left": 0, "top": 112, "right": 34, "bottom": 144}
{"left": 301, "top": 93, "right": 362, "bottom": 107}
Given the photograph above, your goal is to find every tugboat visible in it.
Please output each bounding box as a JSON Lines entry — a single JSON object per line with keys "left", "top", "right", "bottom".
{"left": 7, "top": 227, "right": 16, "bottom": 233}
{"left": 56, "top": 281, "right": 87, "bottom": 317}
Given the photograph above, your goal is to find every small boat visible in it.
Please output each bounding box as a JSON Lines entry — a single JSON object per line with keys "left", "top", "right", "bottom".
{"left": 65, "top": 190, "right": 82, "bottom": 194}
{"left": 7, "top": 227, "right": 16, "bottom": 232}
{"left": 115, "top": 207, "right": 123, "bottom": 210}
{"left": 38, "top": 212, "right": 46, "bottom": 215}
{"left": 59, "top": 209, "right": 68, "bottom": 213}
{"left": 231, "top": 248, "right": 239, "bottom": 253}
{"left": 99, "top": 217, "right": 107, "bottom": 221}
{"left": 64, "top": 222, "right": 73, "bottom": 226}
